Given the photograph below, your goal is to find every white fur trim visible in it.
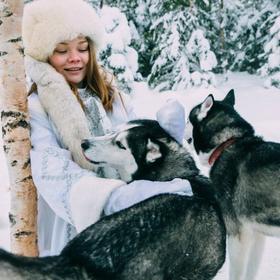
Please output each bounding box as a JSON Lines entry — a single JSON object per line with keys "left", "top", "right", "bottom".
{"left": 22, "top": 0, "right": 104, "bottom": 61}
{"left": 25, "top": 56, "right": 95, "bottom": 170}
{"left": 156, "top": 99, "right": 186, "bottom": 144}
{"left": 69, "top": 176, "right": 125, "bottom": 232}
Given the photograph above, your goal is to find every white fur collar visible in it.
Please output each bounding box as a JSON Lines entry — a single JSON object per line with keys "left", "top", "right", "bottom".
{"left": 26, "top": 56, "right": 96, "bottom": 171}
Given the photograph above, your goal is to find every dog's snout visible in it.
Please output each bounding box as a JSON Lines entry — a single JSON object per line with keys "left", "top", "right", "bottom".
{"left": 81, "top": 139, "right": 90, "bottom": 150}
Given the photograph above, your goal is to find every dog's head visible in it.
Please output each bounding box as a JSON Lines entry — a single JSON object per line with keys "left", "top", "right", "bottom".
{"left": 81, "top": 119, "right": 181, "bottom": 182}
{"left": 185, "top": 89, "right": 254, "bottom": 166}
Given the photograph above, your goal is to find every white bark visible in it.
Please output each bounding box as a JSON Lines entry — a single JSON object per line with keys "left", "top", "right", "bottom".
{"left": 0, "top": 0, "right": 38, "bottom": 256}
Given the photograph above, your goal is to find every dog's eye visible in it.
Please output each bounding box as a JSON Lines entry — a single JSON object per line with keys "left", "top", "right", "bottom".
{"left": 116, "top": 140, "right": 126, "bottom": 150}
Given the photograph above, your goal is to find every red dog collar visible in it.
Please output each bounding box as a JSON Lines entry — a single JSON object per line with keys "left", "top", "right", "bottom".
{"left": 208, "top": 138, "right": 236, "bottom": 165}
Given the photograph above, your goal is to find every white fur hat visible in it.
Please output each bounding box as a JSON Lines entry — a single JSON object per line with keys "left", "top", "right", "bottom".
{"left": 22, "top": 0, "right": 104, "bottom": 62}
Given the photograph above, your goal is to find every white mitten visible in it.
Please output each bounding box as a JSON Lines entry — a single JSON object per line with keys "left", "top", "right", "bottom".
{"left": 25, "top": 55, "right": 94, "bottom": 171}
{"left": 69, "top": 176, "right": 125, "bottom": 232}
{"left": 156, "top": 99, "right": 186, "bottom": 144}
{"left": 104, "top": 178, "right": 193, "bottom": 215}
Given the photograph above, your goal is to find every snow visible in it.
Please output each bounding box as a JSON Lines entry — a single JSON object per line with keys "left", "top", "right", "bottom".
{"left": 260, "top": 13, "right": 280, "bottom": 88}
{"left": 99, "top": 5, "right": 139, "bottom": 94}
{"left": 0, "top": 72, "right": 280, "bottom": 278}
{"left": 169, "top": 22, "right": 180, "bottom": 59}
{"left": 108, "top": 53, "right": 126, "bottom": 69}
{"left": 268, "top": 52, "right": 280, "bottom": 70}
{"left": 270, "top": 16, "right": 280, "bottom": 36}
{"left": 185, "top": 29, "right": 217, "bottom": 86}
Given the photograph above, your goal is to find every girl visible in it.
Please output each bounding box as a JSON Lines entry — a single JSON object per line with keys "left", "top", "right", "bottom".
{"left": 22, "top": 0, "right": 191, "bottom": 256}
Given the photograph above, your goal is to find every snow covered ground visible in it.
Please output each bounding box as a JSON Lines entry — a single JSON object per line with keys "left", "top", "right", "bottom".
{"left": 0, "top": 72, "right": 279, "bottom": 279}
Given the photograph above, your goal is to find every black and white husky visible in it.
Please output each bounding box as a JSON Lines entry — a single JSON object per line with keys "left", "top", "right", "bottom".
{"left": 0, "top": 119, "right": 226, "bottom": 280}
{"left": 186, "top": 89, "right": 280, "bottom": 280}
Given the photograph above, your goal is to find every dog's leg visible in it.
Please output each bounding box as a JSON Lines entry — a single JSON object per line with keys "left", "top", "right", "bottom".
{"left": 228, "top": 227, "right": 254, "bottom": 280}
{"left": 243, "top": 231, "right": 265, "bottom": 280}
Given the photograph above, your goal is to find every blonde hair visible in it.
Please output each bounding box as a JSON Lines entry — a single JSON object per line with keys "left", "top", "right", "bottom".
{"left": 84, "top": 38, "right": 116, "bottom": 111}
{"left": 29, "top": 38, "right": 117, "bottom": 112}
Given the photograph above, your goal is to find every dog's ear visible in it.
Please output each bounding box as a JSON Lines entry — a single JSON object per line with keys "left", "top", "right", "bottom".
{"left": 146, "top": 139, "right": 162, "bottom": 163}
{"left": 224, "top": 89, "right": 235, "bottom": 106}
{"left": 200, "top": 94, "right": 214, "bottom": 117}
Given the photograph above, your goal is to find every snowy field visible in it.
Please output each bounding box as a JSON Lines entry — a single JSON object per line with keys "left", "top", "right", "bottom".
{"left": 0, "top": 72, "right": 280, "bottom": 279}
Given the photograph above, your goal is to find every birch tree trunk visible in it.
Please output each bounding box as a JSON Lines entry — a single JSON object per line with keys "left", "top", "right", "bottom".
{"left": 0, "top": 0, "right": 38, "bottom": 256}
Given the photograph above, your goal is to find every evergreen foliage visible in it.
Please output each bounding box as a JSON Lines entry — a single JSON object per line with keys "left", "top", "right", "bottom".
{"left": 104, "top": 0, "right": 280, "bottom": 90}
{"left": 149, "top": 1, "right": 219, "bottom": 90}
{"left": 26, "top": 0, "right": 280, "bottom": 91}
{"left": 98, "top": 6, "right": 140, "bottom": 94}
{"left": 147, "top": 6, "right": 217, "bottom": 90}
{"left": 259, "top": 15, "right": 280, "bottom": 88}
{"left": 227, "top": 1, "right": 277, "bottom": 74}
{"left": 105, "top": 0, "right": 154, "bottom": 77}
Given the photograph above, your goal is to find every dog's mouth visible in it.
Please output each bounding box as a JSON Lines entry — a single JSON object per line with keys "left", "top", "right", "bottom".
{"left": 82, "top": 151, "right": 106, "bottom": 165}
{"left": 89, "top": 159, "right": 105, "bottom": 165}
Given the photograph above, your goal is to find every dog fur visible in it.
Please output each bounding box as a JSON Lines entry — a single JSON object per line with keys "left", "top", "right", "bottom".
{"left": 186, "top": 89, "right": 280, "bottom": 280}
{"left": 0, "top": 119, "right": 226, "bottom": 279}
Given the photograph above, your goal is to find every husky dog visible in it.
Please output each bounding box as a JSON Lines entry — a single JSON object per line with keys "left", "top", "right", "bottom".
{"left": 186, "top": 89, "right": 280, "bottom": 280}
{"left": 82, "top": 119, "right": 209, "bottom": 184}
{"left": 0, "top": 119, "right": 226, "bottom": 280}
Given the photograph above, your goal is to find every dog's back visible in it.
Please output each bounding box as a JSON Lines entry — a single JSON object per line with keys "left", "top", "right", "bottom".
{"left": 62, "top": 194, "right": 226, "bottom": 280}
{"left": 0, "top": 194, "right": 226, "bottom": 280}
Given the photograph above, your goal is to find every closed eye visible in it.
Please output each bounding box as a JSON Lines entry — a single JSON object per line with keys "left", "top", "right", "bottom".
{"left": 54, "top": 49, "right": 67, "bottom": 54}
{"left": 116, "top": 140, "right": 126, "bottom": 150}
{"left": 78, "top": 49, "right": 89, "bottom": 52}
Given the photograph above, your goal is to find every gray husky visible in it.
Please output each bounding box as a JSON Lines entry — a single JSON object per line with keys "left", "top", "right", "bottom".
{"left": 0, "top": 119, "right": 226, "bottom": 280}
{"left": 186, "top": 89, "right": 280, "bottom": 280}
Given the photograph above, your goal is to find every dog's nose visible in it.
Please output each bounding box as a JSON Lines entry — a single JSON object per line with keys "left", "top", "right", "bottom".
{"left": 81, "top": 139, "right": 90, "bottom": 150}
{"left": 187, "top": 137, "right": 192, "bottom": 144}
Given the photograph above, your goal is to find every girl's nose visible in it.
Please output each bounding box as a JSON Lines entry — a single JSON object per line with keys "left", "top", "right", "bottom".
{"left": 68, "top": 51, "right": 81, "bottom": 63}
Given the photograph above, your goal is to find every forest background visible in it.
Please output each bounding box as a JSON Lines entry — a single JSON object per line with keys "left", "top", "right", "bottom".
{"left": 83, "top": 0, "right": 280, "bottom": 93}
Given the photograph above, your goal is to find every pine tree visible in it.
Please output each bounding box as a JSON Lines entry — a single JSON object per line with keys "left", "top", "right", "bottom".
{"left": 227, "top": 1, "right": 277, "bottom": 73}
{"left": 98, "top": 5, "right": 140, "bottom": 93}
{"left": 198, "top": 1, "right": 240, "bottom": 74}
{"left": 186, "top": 29, "right": 217, "bottom": 87}
{"left": 147, "top": 10, "right": 193, "bottom": 91}
{"left": 106, "top": 0, "right": 153, "bottom": 77}
{"left": 92, "top": 0, "right": 280, "bottom": 89}
{"left": 260, "top": 15, "right": 280, "bottom": 88}
{"left": 147, "top": 2, "right": 217, "bottom": 91}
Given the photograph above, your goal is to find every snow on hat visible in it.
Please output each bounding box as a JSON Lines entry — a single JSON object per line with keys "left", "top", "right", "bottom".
{"left": 22, "top": 0, "right": 104, "bottom": 62}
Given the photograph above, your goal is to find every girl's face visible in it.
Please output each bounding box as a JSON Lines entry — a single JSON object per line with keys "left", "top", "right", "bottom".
{"left": 49, "top": 37, "right": 89, "bottom": 85}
